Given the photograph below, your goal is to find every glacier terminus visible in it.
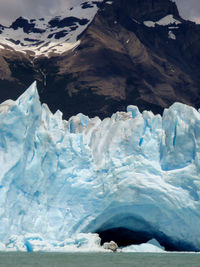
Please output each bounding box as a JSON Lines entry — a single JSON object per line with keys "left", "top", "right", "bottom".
{"left": 0, "top": 82, "right": 200, "bottom": 252}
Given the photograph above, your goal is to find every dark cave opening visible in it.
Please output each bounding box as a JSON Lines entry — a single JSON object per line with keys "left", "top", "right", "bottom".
{"left": 88, "top": 212, "right": 198, "bottom": 251}
{"left": 96, "top": 227, "right": 197, "bottom": 251}
{"left": 97, "top": 227, "right": 153, "bottom": 247}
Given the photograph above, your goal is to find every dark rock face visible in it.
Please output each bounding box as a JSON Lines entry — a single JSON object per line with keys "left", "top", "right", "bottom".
{"left": 10, "top": 17, "right": 45, "bottom": 34}
{"left": 113, "top": 0, "right": 180, "bottom": 21}
{"left": 0, "top": 0, "right": 200, "bottom": 119}
{"left": 48, "top": 17, "right": 89, "bottom": 28}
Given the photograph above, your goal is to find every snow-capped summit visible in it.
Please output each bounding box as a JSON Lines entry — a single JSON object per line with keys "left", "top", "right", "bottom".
{"left": 0, "top": 1, "right": 105, "bottom": 57}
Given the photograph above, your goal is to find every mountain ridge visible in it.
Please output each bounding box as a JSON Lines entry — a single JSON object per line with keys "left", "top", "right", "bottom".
{"left": 0, "top": 0, "right": 199, "bottom": 119}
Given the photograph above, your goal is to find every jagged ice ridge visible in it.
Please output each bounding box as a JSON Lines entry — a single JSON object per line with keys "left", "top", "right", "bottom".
{"left": 0, "top": 82, "right": 200, "bottom": 252}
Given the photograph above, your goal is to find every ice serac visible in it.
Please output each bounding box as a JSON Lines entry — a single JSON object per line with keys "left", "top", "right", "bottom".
{"left": 1, "top": 82, "right": 200, "bottom": 252}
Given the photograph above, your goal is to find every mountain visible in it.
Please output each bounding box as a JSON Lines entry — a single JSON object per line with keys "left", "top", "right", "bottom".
{"left": 0, "top": 0, "right": 200, "bottom": 119}
{"left": 1, "top": 82, "right": 200, "bottom": 252}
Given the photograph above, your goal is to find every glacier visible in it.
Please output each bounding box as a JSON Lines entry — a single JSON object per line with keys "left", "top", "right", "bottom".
{"left": 0, "top": 82, "right": 200, "bottom": 252}
{"left": 121, "top": 239, "right": 165, "bottom": 253}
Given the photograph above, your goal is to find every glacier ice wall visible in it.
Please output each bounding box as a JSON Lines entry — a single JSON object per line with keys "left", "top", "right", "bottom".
{"left": 0, "top": 82, "right": 200, "bottom": 251}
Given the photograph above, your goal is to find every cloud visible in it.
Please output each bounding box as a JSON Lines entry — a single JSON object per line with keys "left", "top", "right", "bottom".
{"left": 0, "top": 0, "right": 80, "bottom": 26}
{"left": 0, "top": 0, "right": 199, "bottom": 26}
{"left": 174, "top": 0, "right": 200, "bottom": 23}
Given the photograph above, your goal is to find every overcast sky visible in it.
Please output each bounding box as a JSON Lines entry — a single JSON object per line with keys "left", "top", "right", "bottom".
{"left": 0, "top": 0, "right": 199, "bottom": 26}
{"left": 176, "top": 0, "right": 200, "bottom": 23}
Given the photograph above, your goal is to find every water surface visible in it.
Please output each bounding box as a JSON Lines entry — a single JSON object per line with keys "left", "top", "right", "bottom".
{"left": 0, "top": 252, "right": 200, "bottom": 267}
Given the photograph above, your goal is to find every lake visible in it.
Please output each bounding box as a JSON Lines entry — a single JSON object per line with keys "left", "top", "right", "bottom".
{"left": 0, "top": 252, "right": 200, "bottom": 267}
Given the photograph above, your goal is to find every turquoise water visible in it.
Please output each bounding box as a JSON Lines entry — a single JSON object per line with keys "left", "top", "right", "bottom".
{"left": 0, "top": 252, "right": 200, "bottom": 267}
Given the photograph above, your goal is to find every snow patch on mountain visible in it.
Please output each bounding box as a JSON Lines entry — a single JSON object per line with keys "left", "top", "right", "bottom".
{"left": 144, "top": 14, "right": 181, "bottom": 27}
{"left": 168, "top": 30, "right": 176, "bottom": 40}
{"left": 143, "top": 14, "right": 181, "bottom": 41}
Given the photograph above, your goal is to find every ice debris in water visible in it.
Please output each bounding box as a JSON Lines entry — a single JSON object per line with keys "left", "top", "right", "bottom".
{"left": 121, "top": 239, "right": 165, "bottom": 253}
{"left": 0, "top": 82, "right": 200, "bottom": 252}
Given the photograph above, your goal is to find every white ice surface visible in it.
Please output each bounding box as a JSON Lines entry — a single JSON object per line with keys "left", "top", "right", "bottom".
{"left": 121, "top": 239, "right": 165, "bottom": 253}
{"left": 0, "top": 82, "right": 200, "bottom": 251}
{"left": 5, "top": 233, "right": 106, "bottom": 252}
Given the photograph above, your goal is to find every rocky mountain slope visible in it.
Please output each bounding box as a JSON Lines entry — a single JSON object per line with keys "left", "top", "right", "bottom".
{"left": 0, "top": 0, "right": 200, "bottom": 119}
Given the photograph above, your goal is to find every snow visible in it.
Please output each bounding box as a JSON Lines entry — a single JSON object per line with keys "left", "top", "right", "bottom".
{"left": 143, "top": 21, "right": 155, "bottom": 27}
{"left": 143, "top": 14, "right": 180, "bottom": 40}
{"left": 168, "top": 26, "right": 179, "bottom": 29}
{"left": 1, "top": 82, "right": 200, "bottom": 252}
{"left": 144, "top": 14, "right": 181, "bottom": 27}
{"left": 157, "top": 15, "right": 181, "bottom": 26}
{"left": 0, "top": 1, "right": 103, "bottom": 57}
{"left": 168, "top": 30, "right": 176, "bottom": 40}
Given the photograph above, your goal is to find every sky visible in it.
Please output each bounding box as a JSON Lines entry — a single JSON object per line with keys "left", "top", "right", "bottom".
{"left": 0, "top": 0, "right": 199, "bottom": 26}
{"left": 176, "top": 0, "right": 200, "bottom": 24}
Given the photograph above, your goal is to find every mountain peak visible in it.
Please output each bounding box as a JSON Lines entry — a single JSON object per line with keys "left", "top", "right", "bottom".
{"left": 108, "top": 0, "right": 180, "bottom": 22}
{"left": 0, "top": 0, "right": 200, "bottom": 121}
{"left": 0, "top": 1, "right": 103, "bottom": 57}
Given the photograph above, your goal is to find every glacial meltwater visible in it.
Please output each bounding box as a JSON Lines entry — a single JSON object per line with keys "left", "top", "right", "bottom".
{"left": 0, "top": 252, "right": 200, "bottom": 267}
